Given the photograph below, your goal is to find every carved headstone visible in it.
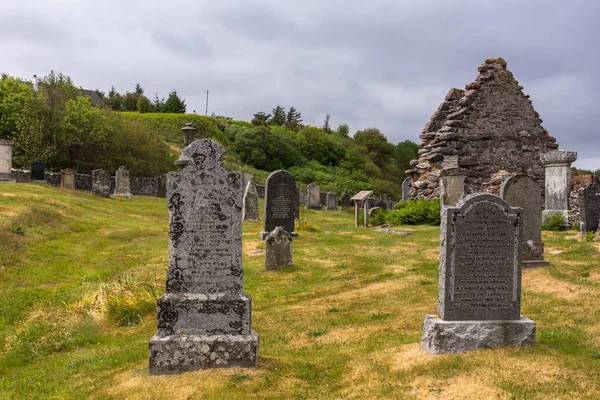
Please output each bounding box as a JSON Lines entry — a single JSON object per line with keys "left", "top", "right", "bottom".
{"left": 265, "top": 227, "right": 292, "bottom": 270}
{"left": 326, "top": 192, "right": 338, "bottom": 211}
{"left": 92, "top": 169, "right": 111, "bottom": 198}
{"left": 402, "top": 178, "right": 410, "bottom": 202}
{"left": 31, "top": 161, "right": 46, "bottom": 182}
{"left": 440, "top": 168, "right": 465, "bottom": 207}
{"left": 501, "top": 175, "right": 548, "bottom": 267}
{"left": 341, "top": 190, "right": 351, "bottom": 209}
{"left": 306, "top": 183, "right": 321, "bottom": 210}
{"left": 540, "top": 150, "right": 577, "bottom": 225}
{"left": 580, "top": 183, "right": 600, "bottom": 234}
{"left": 149, "top": 139, "right": 258, "bottom": 374}
{"left": 60, "top": 169, "right": 75, "bottom": 190}
{"left": 113, "top": 166, "right": 133, "bottom": 198}
{"left": 421, "top": 193, "right": 535, "bottom": 354}
{"left": 299, "top": 189, "right": 307, "bottom": 206}
{"left": 242, "top": 179, "right": 260, "bottom": 222}
{"left": 260, "top": 170, "right": 298, "bottom": 239}
{"left": 0, "top": 139, "right": 14, "bottom": 182}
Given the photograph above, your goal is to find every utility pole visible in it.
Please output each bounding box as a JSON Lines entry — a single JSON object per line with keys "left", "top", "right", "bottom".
{"left": 205, "top": 90, "right": 209, "bottom": 116}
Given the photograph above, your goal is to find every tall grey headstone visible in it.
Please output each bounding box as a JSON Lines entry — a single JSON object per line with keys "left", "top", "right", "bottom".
{"left": 0, "top": 139, "right": 15, "bottom": 182}
{"left": 60, "top": 169, "right": 75, "bottom": 190}
{"left": 299, "top": 189, "right": 307, "bottom": 206}
{"left": 113, "top": 166, "right": 133, "bottom": 198}
{"left": 149, "top": 139, "right": 258, "bottom": 374}
{"left": 306, "top": 183, "right": 321, "bottom": 210}
{"left": 242, "top": 179, "right": 260, "bottom": 222}
{"left": 540, "top": 150, "right": 577, "bottom": 225}
{"left": 580, "top": 183, "right": 600, "bottom": 234}
{"left": 326, "top": 192, "right": 338, "bottom": 211}
{"left": 440, "top": 168, "right": 465, "bottom": 207}
{"left": 501, "top": 175, "right": 549, "bottom": 268}
{"left": 265, "top": 227, "right": 292, "bottom": 270}
{"left": 92, "top": 169, "right": 111, "bottom": 198}
{"left": 340, "top": 190, "right": 351, "bottom": 209}
{"left": 31, "top": 161, "right": 46, "bottom": 182}
{"left": 402, "top": 178, "right": 410, "bottom": 201}
{"left": 421, "top": 194, "right": 535, "bottom": 354}
{"left": 260, "top": 170, "right": 298, "bottom": 239}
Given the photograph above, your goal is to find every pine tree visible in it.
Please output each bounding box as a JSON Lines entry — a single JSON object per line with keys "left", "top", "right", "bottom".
{"left": 284, "top": 107, "right": 302, "bottom": 130}
{"left": 270, "top": 105, "right": 285, "bottom": 126}
{"left": 164, "top": 90, "right": 186, "bottom": 113}
{"left": 134, "top": 83, "right": 144, "bottom": 96}
{"left": 107, "top": 86, "right": 123, "bottom": 111}
{"left": 152, "top": 93, "right": 165, "bottom": 112}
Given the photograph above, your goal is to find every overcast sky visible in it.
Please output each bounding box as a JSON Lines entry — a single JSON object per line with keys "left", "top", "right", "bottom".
{"left": 1, "top": 0, "right": 598, "bottom": 168}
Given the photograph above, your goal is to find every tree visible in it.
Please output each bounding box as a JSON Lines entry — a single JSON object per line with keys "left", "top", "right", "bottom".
{"left": 134, "top": 83, "right": 144, "bottom": 96}
{"left": 270, "top": 105, "right": 285, "bottom": 126}
{"left": 151, "top": 93, "right": 165, "bottom": 112}
{"left": 122, "top": 92, "right": 138, "bottom": 111}
{"left": 0, "top": 74, "right": 33, "bottom": 140}
{"left": 164, "top": 90, "right": 186, "bottom": 113}
{"left": 284, "top": 107, "right": 302, "bottom": 130}
{"left": 323, "top": 113, "right": 331, "bottom": 134}
{"left": 94, "top": 89, "right": 106, "bottom": 102}
{"left": 353, "top": 127, "right": 395, "bottom": 168}
{"left": 137, "top": 95, "right": 152, "bottom": 113}
{"left": 251, "top": 111, "right": 271, "bottom": 126}
{"left": 395, "top": 140, "right": 420, "bottom": 175}
{"left": 106, "top": 86, "right": 123, "bottom": 111}
{"left": 336, "top": 123, "right": 349, "bottom": 137}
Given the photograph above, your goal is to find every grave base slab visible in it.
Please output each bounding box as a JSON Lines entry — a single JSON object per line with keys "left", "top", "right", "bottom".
{"left": 112, "top": 193, "right": 133, "bottom": 199}
{"left": 421, "top": 315, "right": 535, "bottom": 355}
{"left": 149, "top": 331, "right": 259, "bottom": 375}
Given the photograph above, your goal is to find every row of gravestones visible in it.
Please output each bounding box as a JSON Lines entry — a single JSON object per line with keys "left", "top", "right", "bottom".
{"left": 61, "top": 166, "right": 134, "bottom": 199}
{"left": 148, "top": 139, "right": 540, "bottom": 375}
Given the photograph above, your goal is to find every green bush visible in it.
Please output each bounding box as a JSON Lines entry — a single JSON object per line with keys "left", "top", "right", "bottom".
{"left": 385, "top": 199, "right": 440, "bottom": 225}
{"left": 369, "top": 209, "right": 387, "bottom": 226}
{"left": 542, "top": 212, "right": 566, "bottom": 231}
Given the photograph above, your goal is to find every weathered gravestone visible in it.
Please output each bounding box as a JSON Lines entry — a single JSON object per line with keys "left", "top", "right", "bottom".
{"left": 113, "top": 166, "right": 133, "bottom": 198}
{"left": 260, "top": 170, "right": 298, "bottom": 239}
{"left": 294, "top": 186, "right": 300, "bottom": 220}
{"left": 540, "top": 150, "right": 577, "bottom": 225}
{"left": 580, "top": 183, "right": 600, "bottom": 234}
{"left": 265, "top": 227, "right": 292, "bottom": 270}
{"left": 256, "top": 184, "right": 265, "bottom": 199}
{"left": 383, "top": 194, "right": 391, "bottom": 210}
{"left": 421, "top": 193, "right": 535, "bottom": 354}
{"left": 500, "top": 175, "right": 548, "bottom": 267}
{"left": 31, "top": 161, "right": 46, "bottom": 182}
{"left": 340, "top": 190, "right": 351, "bottom": 209}
{"left": 402, "top": 178, "right": 410, "bottom": 202}
{"left": 326, "top": 192, "right": 338, "bottom": 211}
{"left": 149, "top": 139, "right": 258, "bottom": 374}
{"left": 92, "top": 169, "right": 111, "bottom": 198}
{"left": 242, "top": 179, "right": 260, "bottom": 222}
{"left": 306, "top": 183, "right": 321, "bottom": 210}
{"left": 299, "top": 189, "right": 307, "bottom": 206}
{"left": 157, "top": 174, "right": 167, "bottom": 198}
{"left": 440, "top": 168, "right": 466, "bottom": 207}
{"left": 60, "top": 169, "right": 75, "bottom": 190}
{"left": 320, "top": 192, "right": 327, "bottom": 207}
{"left": 351, "top": 190, "right": 373, "bottom": 227}
{"left": 0, "top": 139, "right": 14, "bottom": 182}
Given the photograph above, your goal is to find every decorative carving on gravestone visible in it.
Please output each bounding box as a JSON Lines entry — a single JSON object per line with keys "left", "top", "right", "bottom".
{"left": 260, "top": 170, "right": 298, "bottom": 239}
{"left": 540, "top": 150, "right": 577, "bottom": 226}
{"left": 402, "top": 178, "right": 410, "bottom": 202}
{"left": 31, "top": 161, "right": 46, "bottom": 182}
{"left": 350, "top": 190, "right": 373, "bottom": 227}
{"left": 0, "top": 139, "right": 15, "bottom": 182}
{"left": 326, "top": 192, "right": 338, "bottom": 211}
{"left": 306, "top": 183, "right": 321, "bottom": 210}
{"left": 113, "top": 166, "right": 133, "bottom": 198}
{"left": 440, "top": 168, "right": 466, "bottom": 207}
{"left": 580, "top": 183, "right": 600, "bottom": 234}
{"left": 92, "top": 169, "right": 111, "bottom": 198}
{"left": 421, "top": 193, "right": 535, "bottom": 354}
{"left": 149, "top": 139, "right": 258, "bottom": 374}
{"left": 242, "top": 178, "right": 260, "bottom": 222}
{"left": 501, "top": 175, "right": 549, "bottom": 267}
{"left": 60, "top": 169, "right": 75, "bottom": 190}
{"left": 340, "top": 190, "right": 351, "bottom": 209}
{"left": 265, "top": 227, "right": 292, "bottom": 270}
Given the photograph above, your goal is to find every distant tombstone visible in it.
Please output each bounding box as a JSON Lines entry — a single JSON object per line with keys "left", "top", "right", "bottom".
{"left": 265, "top": 227, "right": 293, "bottom": 270}
{"left": 294, "top": 186, "right": 300, "bottom": 220}
{"left": 375, "top": 199, "right": 386, "bottom": 209}
{"left": 340, "top": 190, "right": 351, "bottom": 209}
{"left": 306, "top": 183, "right": 321, "bottom": 210}
{"left": 242, "top": 179, "right": 260, "bottom": 222}
{"left": 92, "top": 169, "right": 111, "bottom": 198}
{"left": 540, "top": 150, "right": 577, "bottom": 225}
{"left": 31, "top": 161, "right": 46, "bottom": 182}
{"left": 60, "top": 169, "right": 75, "bottom": 190}
{"left": 402, "top": 178, "right": 410, "bottom": 201}
{"left": 260, "top": 170, "right": 298, "bottom": 239}
{"left": 440, "top": 168, "right": 465, "bottom": 207}
{"left": 299, "top": 189, "right": 307, "bottom": 206}
{"left": 157, "top": 174, "right": 167, "bottom": 198}
{"left": 383, "top": 194, "right": 391, "bottom": 210}
{"left": 113, "top": 166, "right": 133, "bottom": 198}
{"left": 256, "top": 184, "right": 265, "bottom": 199}
{"left": 149, "top": 139, "right": 258, "bottom": 374}
{"left": 369, "top": 207, "right": 381, "bottom": 216}
{"left": 326, "top": 192, "right": 338, "bottom": 211}
{"left": 580, "top": 184, "right": 600, "bottom": 234}
{"left": 351, "top": 190, "right": 373, "bottom": 227}
{"left": 0, "top": 139, "right": 14, "bottom": 182}
{"left": 421, "top": 193, "right": 535, "bottom": 354}
{"left": 501, "top": 175, "right": 548, "bottom": 267}
{"left": 391, "top": 201, "right": 398, "bottom": 209}
{"left": 320, "top": 192, "right": 327, "bottom": 207}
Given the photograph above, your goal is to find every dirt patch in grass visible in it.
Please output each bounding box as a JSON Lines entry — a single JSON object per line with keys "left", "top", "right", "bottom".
{"left": 410, "top": 374, "right": 505, "bottom": 400}
{"left": 0, "top": 206, "right": 19, "bottom": 217}
{"left": 523, "top": 268, "right": 589, "bottom": 299}
{"left": 0, "top": 192, "right": 17, "bottom": 197}
{"left": 384, "top": 343, "right": 438, "bottom": 371}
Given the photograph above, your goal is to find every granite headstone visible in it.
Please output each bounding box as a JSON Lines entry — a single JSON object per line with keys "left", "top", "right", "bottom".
{"left": 113, "top": 166, "right": 133, "bottom": 198}
{"left": 265, "top": 227, "right": 293, "bottom": 270}
{"left": 60, "top": 169, "right": 75, "bottom": 190}
{"left": 260, "top": 170, "right": 298, "bottom": 239}
{"left": 340, "top": 190, "right": 351, "bottom": 209}
{"left": 306, "top": 183, "right": 321, "bottom": 210}
{"left": 242, "top": 179, "right": 260, "bottom": 222}
{"left": 31, "top": 161, "right": 46, "bottom": 182}
{"left": 0, "top": 139, "right": 14, "bottom": 182}
{"left": 580, "top": 183, "right": 600, "bottom": 234}
{"left": 326, "top": 192, "right": 338, "bottom": 211}
{"left": 402, "top": 178, "right": 410, "bottom": 201}
{"left": 92, "top": 169, "right": 111, "bottom": 198}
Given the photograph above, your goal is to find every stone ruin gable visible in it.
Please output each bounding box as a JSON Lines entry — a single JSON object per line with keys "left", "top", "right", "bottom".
{"left": 407, "top": 58, "right": 559, "bottom": 200}
{"left": 165, "top": 139, "right": 245, "bottom": 295}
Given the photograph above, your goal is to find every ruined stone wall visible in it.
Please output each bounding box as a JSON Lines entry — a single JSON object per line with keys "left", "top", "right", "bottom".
{"left": 407, "top": 58, "right": 559, "bottom": 200}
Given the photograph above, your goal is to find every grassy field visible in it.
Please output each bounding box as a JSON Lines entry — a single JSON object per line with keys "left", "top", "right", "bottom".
{"left": 1, "top": 183, "right": 599, "bottom": 399}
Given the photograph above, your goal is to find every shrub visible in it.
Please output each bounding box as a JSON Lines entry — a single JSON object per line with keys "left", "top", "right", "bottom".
{"left": 541, "top": 212, "right": 566, "bottom": 231}
{"left": 384, "top": 199, "right": 440, "bottom": 225}
{"left": 369, "top": 209, "right": 387, "bottom": 226}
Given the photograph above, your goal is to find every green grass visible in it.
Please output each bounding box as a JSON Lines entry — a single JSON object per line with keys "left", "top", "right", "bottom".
{"left": 1, "top": 183, "right": 600, "bottom": 399}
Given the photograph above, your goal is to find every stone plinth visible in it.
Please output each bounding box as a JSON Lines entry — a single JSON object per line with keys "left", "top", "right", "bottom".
{"left": 92, "top": 169, "right": 111, "bottom": 198}
{"left": 0, "top": 139, "right": 14, "bottom": 182}
{"left": 306, "top": 183, "right": 321, "bottom": 210}
{"left": 149, "top": 139, "right": 258, "bottom": 375}
{"left": 265, "top": 227, "right": 292, "bottom": 270}
{"left": 440, "top": 168, "right": 465, "bottom": 208}
{"left": 260, "top": 170, "right": 298, "bottom": 239}
{"left": 326, "top": 192, "right": 338, "bottom": 211}
{"left": 113, "top": 166, "right": 133, "bottom": 198}
{"left": 541, "top": 150, "right": 577, "bottom": 225}
{"left": 421, "top": 315, "right": 535, "bottom": 354}
{"left": 60, "top": 169, "right": 75, "bottom": 190}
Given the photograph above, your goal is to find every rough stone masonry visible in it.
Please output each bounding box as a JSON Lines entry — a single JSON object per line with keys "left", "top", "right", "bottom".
{"left": 407, "top": 58, "right": 559, "bottom": 200}
{"left": 149, "top": 139, "right": 258, "bottom": 374}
